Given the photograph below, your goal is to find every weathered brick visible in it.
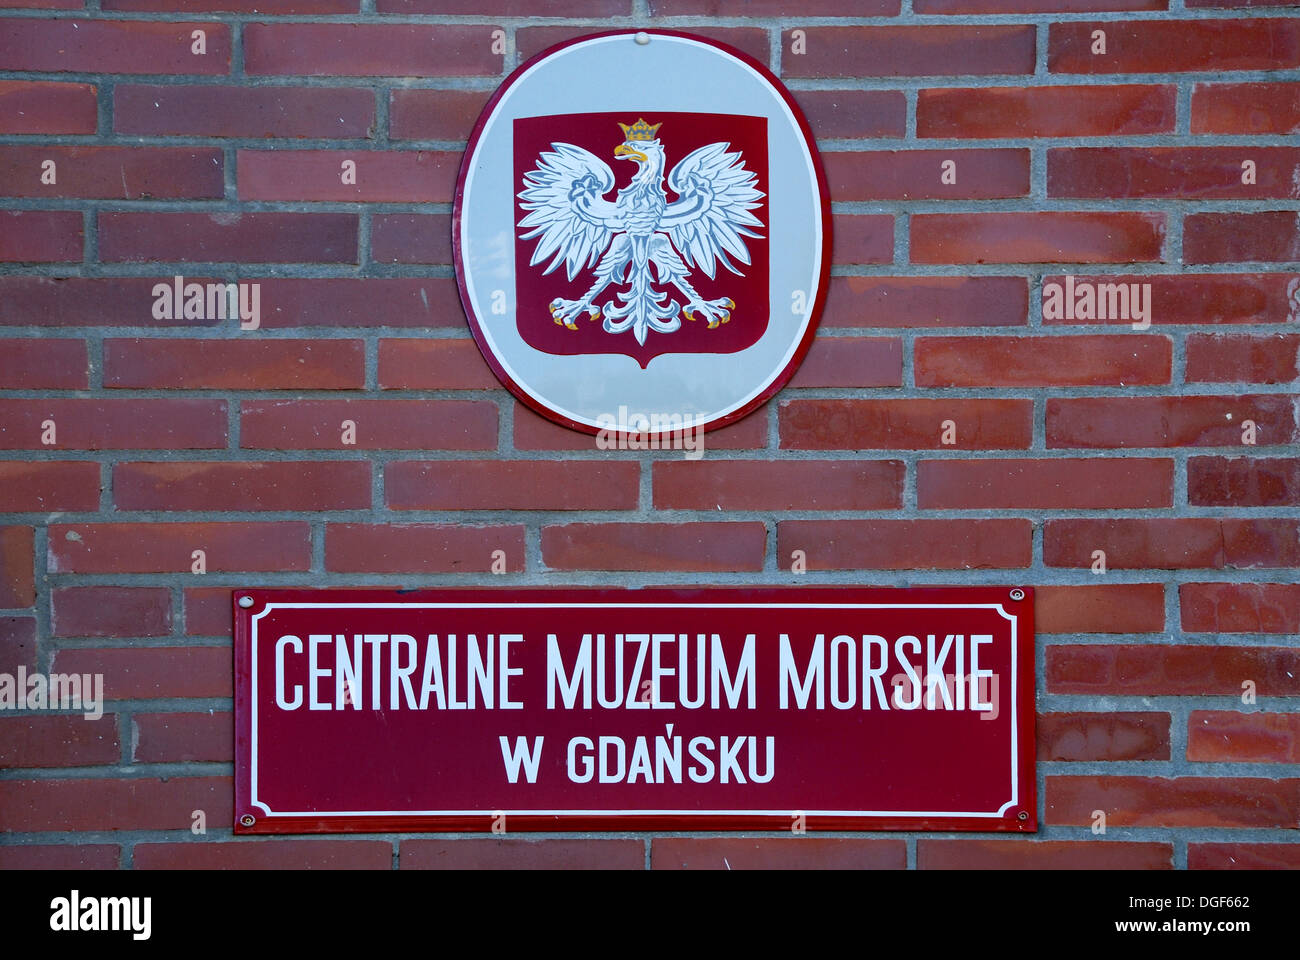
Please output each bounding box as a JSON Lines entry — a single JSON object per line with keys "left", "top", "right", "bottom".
{"left": 0, "top": 146, "right": 222, "bottom": 199}
{"left": 387, "top": 460, "right": 639, "bottom": 510}
{"left": 251, "top": 278, "right": 462, "bottom": 328}
{"left": 778, "top": 518, "right": 1032, "bottom": 570}
{"left": 911, "top": 212, "right": 1165, "bottom": 263}
{"left": 781, "top": 26, "right": 1035, "bottom": 77}
{"left": 916, "top": 335, "right": 1170, "bottom": 386}
{"left": 244, "top": 23, "right": 502, "bottom": 76}
{"left": 652, "top": 838, "right": 906, "bottom": 870}
{"left": 0, "top": 462, "right": 100, "bottom": 513}
{"left": 1039, "top": 274, "right": 1299, "bottom": 325}
{"left": 0, "top": 715, "right": 119, "bottom": 767}
{"left": 918, "top": 840, "right": 1172, "bottom": 870}
{"left": 0, "top": 617, "right": 36, "bottom": 670}
{"left": 99, "top": 212, "right": 358, "bottom": 264}
{"left": 781, "top": 398, "right": 1033, "bottom": 450}
{"left": 1038, "top": 712, "right": 1170, "bottom": 761}
{"left": 240, "top": 399, "right": 497, "bottom": 450}
{"left": 1180, "top": 582, "right": 1300, "bottom": 633}
{"left": 654, "top": 460, "right": 903, "bottom": 511}
{"left": 832, "top": 215, "right": 893, "bottom": 266}
{"left": 389, "top": 89, "right": 490, "bottom": 141}
{"left": 512, "top": 401, "right": 768, "bottom": 451}
{"left": 1046, "top": 776, "right": 1300, "bottom": 828}
{"left": 0, "top": 777, "right": 231, "bottom": 831}
{"left": 134, "top": 840, "right": 392, "bottom": 869}
{"left": 518, "top": 25, "right": 769, "bottom": 65}
{"left": 132, "top": 712, "right": 232, "bottom": 763}
{"left": 0, "top": 338, "right": 87, "bottom": 389}
{"left": 48, "top": 521, "right": 312, "bottom": 573}
{"left": 918, "top": 85, "right": 1174, "bottom": 137}
{"left": 104, "top": 338, "right": 365, "bottom": 390}
{"left": 542, "top": 522, "right": 766, "bottom": 572}
{"left": 0, "top": 19, "right": 231, "bottom": 75}
{"left": 918, "top": 458, "right": 1172, "bottom": 509}
{"left": 0, "top": 399, "right": 227, "bottom": 450}
{"left": 825, "top": 276, "right": 1029, "bottom": 327}
{"left": 1035, "top": 583, "right": 1165, "bottom": 634}
{"left": 1046, "top": 644, "right": 1300, "bottom": 696}
{"left": 1184, "top": 211, "right": 1300, "bottom": 263}
{"left": 1047, "top": 395, "right": 1297, "bottom": 448}
{"left": 50, "top": 646, "right": 233, "bottom": 699}
{"left": 0, "top": 845, "right": 120, "bottom": 870}
{"left": 1189, "top": 844, "right": 1300, "bottom": 870}
{"left": 1189, "top": 711, "right": 1300, "bottom": 763}
{"left": 1050, "top": 19, "right": 1300, "bottom": 73}
{"left": 51, "top": 586, "right": 172, "bottom": 637}
{"left": 114, "top": 461, "right": 372, "bottom": 512}
{"left": 1044, "top": 518, "right": 1300, "bottom": 569}
{"left": 793, "top": 89, "right": 906, "bottom": 140}
{"left": 238, "top": 149, "right": 458, "bottom": 202}
{"left": 378, "top": 339, "right": 496, "bottom": 389}
{"left": 370, "top": 215, "right": 453, "bottom": 266}
{"left": 0, "top": 210, "right": 82, "bottom": 262}
{"left": 919, "top": 0, "right": 1160, "bottom": 8}
{"left": 1049, "top": 147, "right": 1300, "bottom": 199}
{"left": 0, "top": 526, "right": 34, "bottom": 608}
{"left": 788, "top": 337, "right": 902, "bottom": 388}
{"left": 824, "top": 149, "right": 1029, "bottom": 200}
{"left": 326, "top": 523, "right": 524, "bottom": 573}
{"left": 1185, "top": 333, "right": 1298, "bottom": 384}
{"left": 1192, "top": 82, "right": 1300, "bottom": 134}
{"left": 0, "top": 277, "right": 229, "bottom": 327}
{"left": 0, "top": 81, "right": 97, "bottom": 134}
{"left": 402, "top": 838, "right": 644, "bottom": 870}
{"left": 115, "top": 84, "right": 375, "bottom": 138}
{"left": 108, "top": 0, "right": 355, "bottom": 10}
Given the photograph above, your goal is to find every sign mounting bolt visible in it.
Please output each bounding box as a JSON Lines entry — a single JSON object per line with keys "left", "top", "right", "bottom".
{"left": 635, "top": 31, "right": 650, "bottom": 45}
{"left": 1009, "top": 589, "right": 1025, "bottom": 601}
{"left": 238, "top": 595, "right": 254, "bottom": 608}
{"left": 240, "top": 814, "right": 255, "bottom": 827}
{"left": 1017, "top": 811, "right": 1029, "bottom": 821}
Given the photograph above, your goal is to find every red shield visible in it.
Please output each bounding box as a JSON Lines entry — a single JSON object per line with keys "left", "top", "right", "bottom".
{"left": 513, "top": 111, "right": 769, "bottom": 368}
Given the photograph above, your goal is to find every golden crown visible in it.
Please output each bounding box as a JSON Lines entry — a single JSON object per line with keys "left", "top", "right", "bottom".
{"left": 617, "top": 118, "right": 662, "bottom": 142}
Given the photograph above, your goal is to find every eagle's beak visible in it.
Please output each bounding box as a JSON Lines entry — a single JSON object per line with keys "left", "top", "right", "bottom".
{"left": 614, "top": 144, "right": 646, "bottom": 162}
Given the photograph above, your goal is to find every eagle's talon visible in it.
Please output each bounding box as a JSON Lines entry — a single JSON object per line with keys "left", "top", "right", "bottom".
{"left": 724, "top": 298, "right": 735, "bottom": 310}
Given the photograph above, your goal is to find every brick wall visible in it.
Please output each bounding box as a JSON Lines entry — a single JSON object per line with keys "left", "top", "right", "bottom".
{"left": 1, "top": 0, "right": 1298, "bottom": 870}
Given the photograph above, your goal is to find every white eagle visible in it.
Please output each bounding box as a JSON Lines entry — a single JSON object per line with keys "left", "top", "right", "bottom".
{"left": 517, "top": 118, "right": 765, "bottom": 345}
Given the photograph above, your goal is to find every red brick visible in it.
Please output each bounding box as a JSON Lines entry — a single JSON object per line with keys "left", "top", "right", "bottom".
{"left": 1036, "top": 583, "right": 1165, "bottom": 634}
{"left": 1046, "top": 518, "right": 1300, "bottom": 570}
{"left": 654, "top": 460, "right": 903, "bottom": 511}
{"left": 51, "top": 646, "right": 232, "bottom": 698}
{"left": 0, "top": 338, "right": 86, "bottom": 389}
{"left": 49, "top": 521, "right": 311, "bottom": 573}
{"left": 385, "top": 0, "right": 629, "bottom": 12}
{"left": 825, "top": 149, "right": 1029, "bottom": 201}
{"left": 1050, "top": 147, "right": 1300, "bottom": 199}
{"left": 920, "top": 0, "right": 1159, "bottom": 8}
{"left": 0, "top": 462, "right": 99, "bottom": 513}
{"left": 1181, "top": 582, "right": 1300, "bottom": 633}
{"left": 370, "top": 215, "right": 452, "bottom": 266}
{"left": 1046, "top": 776, "right": 1300, "bottom": 828}
{"left": 114, "top": 461, "right": 372, "bottom": 512}
{"left": 326, "top": 523, "right": 524, "bottom": 573}
{"left": 0, "top": 19, "right": 231, "bottom": 74}
{"left": 1185, "top": 211, "right": 1300, "bottom": 263}
{"left": 912, "top": 212, "right": 1165, "bottom": 264}
{"left": 916, "top": 335, "right": 1170, "bottom": 387}
{"left": 788, "top": 337, "right": 902, "bottom": 388}
{"left": 134, "top": 840, "right": 391, "bottom": 869}
{"left": 793, "top": 89, "right": 905, "bottom": 140}
{"left": 832, "top": 215, "right": 893, "bottom": 266}
{"left": 1185, "top": 333, "right": 1298, "bottom": 384}
{"left": 919, "top": 840, "right": 1172, "bottom": 870}
{"left": 100, "top": 211, "right": 357, "bottom": 264}
{"left": 0, "top": 146, "right": 222, "bottom": 199}
{"left": 389, "top": 89, "right": 490, "bottom": 141}
{"left": 0, "top": 715, "right": 119, "bottom": 767}
{"left": 780, "top": 398, "right": 1033, "bottom": 450}
{"left": 1038, "top": 712, "right": 1170, "bottom": 761}
{"left": 778, "top": 518, "right": 1031, "bottom": 570}
{"left": 0, "top": 617, "right": 36, "bottom": 670}
{"left": 52, "top": 586, "right": 171, "bottom": 637}
{"left": 0, "top": 398, "right": 227, "bottom": 449}
{"left": 1189, "top": 711, "right": 1300, "bottom": 763}
{"left": 651, "top": 0, "right": 893, "bottom": 13}
{"left": 241, "top": 398, "right": 497, "bottom": 450}
{"left": 825, "top": 276, "right": 1028, "bottom": 327}
{"left": 1192, "top": 82, "right": 1300, "bottom": 134}
{"left": 108, "top": 0, "right": 354, "bottom": 10}
{"left": 0, "top": 276, "right": 232, "bottom": 327}
{"left": 132, "top": 712, "right": 232, "bottom": 763}
{"left": 918, "top": 458, "right": 1172, "bottom": 509}
{"left": 0, "top": 81, "right": 96, "bottom": 134}
{"left": 1040, "top": 273, "right": 1298, "bottom": 325}
{"left": 1046, "top": 644, "right": 1300, "bottom": 697}
{"left": 512, "top": 401, "right": 768, "bottom": 451}
{"left": 0, "top": 777, "right": 231, "bottom": 831}
{"left": 0, "top": 210, "right": 82, "bottom": 262}
{"left": 1050, "top": 19, "right": 1300, "bottom": 74}
{"left": 652, "top": 838, "right": 906, "bottom": 870}
{"left": 378, "top": 339, "right": 495, "bottom": 389}
{"left": 782, "top": 26, "right": 1034, "bottom": 77}
{"left": 1189, "top": 844, "right": 1300, "bottom": 870}
{"left": 245, "top": 23, "right": 501, "bottom": 76}
{"left": 115, "top": 83, "right": 374, "bottom": 138}
{"left": 252, "top": 278, "right": 462, "bottom": 328}
{"left": 919, "top": 84, "right": 1174, "bottom": 137}
{"left": 388, "top": 460, "right": 638, "bottom": 510}
{"left": 402, "top": 838, "right": 643, "bottom": 870}
{"left": 0, "top": 526, "right": 34, "bottom": 608}
{"left": 542, "top": 522, "right": 765, "bottom": 572}
{"left": 1046, "top": 395, "right": 1297, "bottom": 448}
{"left": 238, "top": 149, "right": 457, "bottom": 203}
{"left": 182, "top": 583, "right": 401, "bottom": 636}
{"left": 104, "top": 338, "right": 365, "bottom": 390}
{"left": 519, "top": 25, "right": 769, "bottom": 66}
{"left": 0, "top": 0, "right": 81, "bottom": 9}
{"left": 0, "top": 846, "right": 120, "bottom": 870}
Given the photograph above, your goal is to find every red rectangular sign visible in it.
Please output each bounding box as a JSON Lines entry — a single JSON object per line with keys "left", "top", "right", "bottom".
{"left": 234, "top": 587, "right": 1036, "bottom": 833}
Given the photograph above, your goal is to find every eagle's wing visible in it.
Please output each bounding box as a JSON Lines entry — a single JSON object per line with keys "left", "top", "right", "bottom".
{"left": 518, "top": 143, "right": 621, "bottom": 281}
{"left": 661, "top": 142, "right": 765, "bottom": 280}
